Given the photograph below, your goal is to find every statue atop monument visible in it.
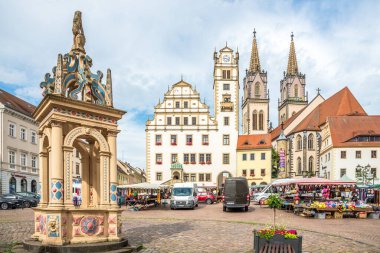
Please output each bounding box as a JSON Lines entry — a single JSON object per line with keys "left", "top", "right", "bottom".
{"left": 40, "top": 11, "right": 113, "bottom": 107}
{"left": 71, "top": 11, "right": 86, "bottom": 53}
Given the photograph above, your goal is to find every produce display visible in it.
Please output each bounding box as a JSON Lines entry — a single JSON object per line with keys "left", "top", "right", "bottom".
{"left": 309, "top": 201, "right": 372, "bottom": 212}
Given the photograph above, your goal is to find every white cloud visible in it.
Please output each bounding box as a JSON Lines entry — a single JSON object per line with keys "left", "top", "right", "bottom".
{"left": 0, "top": 0, "right": 379, "bottom": 168}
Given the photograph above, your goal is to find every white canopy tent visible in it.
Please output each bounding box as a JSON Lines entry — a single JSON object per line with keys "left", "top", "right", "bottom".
{"left": 118, "top": 182, "right": 170, "bottom": 190}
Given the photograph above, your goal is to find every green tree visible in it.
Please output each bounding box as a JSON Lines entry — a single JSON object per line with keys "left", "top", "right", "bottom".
{"left": 267, "top": 194, "right": 283, "bottom": 227}
{"left": 271, "top": 147, "right": 279, "bottom": 178}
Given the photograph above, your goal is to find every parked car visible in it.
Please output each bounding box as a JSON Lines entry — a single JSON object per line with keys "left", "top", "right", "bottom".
{"left": 0, "top": 196, "right": 18, "bottom": 210}
{"left": 197, "top": 191, "right": 216, "bottom": 204}
{"left": 16, "top": 191, "right": 38, "bottom": 200}
{"left": 222, "top": 177, "right": 250, "bottom": 212}
{"left": 1, "top": 194, "right": 38, "bottom": 208}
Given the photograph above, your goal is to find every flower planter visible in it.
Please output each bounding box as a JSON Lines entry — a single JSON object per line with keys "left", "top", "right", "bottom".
{"left": 253, "top": 230, "right": 302, "bottom": 253}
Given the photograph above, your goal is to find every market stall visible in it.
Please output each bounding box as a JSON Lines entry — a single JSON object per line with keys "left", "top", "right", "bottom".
{"left": 269, "top": 178, "right": 379, "bottom": 219}
{"left": 118, "top": 183, "right": 170, "bottom": 210}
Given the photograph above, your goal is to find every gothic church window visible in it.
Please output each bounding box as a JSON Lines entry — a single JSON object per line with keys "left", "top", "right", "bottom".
{"left": 294, "top": 84, "right": 298, "bottom": 97}
{"left": 252, "top": 110, "right": 258, "bottom": 130}
{"left": 297, "top": 157, "right": 302, "bottom": 175}
{"left": 259, "top": 110, "right": 264, "bottom": 130}
{"left": 254, "top": 82, "right": 260, "bottom": 98}
{"left": 308, "top": 156, "right": 314, "bottom": 173}
{"left": 308, "top": 134, "right": 314, "bottom": 150}
{"left": 296, "top": 135, "right": 302, "bottom": 151}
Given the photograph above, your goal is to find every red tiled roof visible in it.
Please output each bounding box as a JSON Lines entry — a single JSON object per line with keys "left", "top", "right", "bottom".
{"left": 270, "top": 107, "right": 306, "bottom": 141}
{"left": 0, "top": 89, "right": 35, "bottom": 117}
{"left": 289, "top": 87, "right": 366, "bottom": 135}
{"left": 328, "top": 116, "right": 380, "bottom": 147}
{"left": 237, "top": 134, "right": 272, "bottom": 150}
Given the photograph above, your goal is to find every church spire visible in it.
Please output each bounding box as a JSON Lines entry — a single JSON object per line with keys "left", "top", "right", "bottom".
{"left": 286, "top": 32, "right": 298, "bottom": 76}
{"left": 249, "top": 29, "right": 261, "bottom": 73}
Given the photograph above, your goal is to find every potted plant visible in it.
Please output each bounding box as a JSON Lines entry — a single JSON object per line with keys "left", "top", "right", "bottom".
{"left": 253, "top": 194, "right": 302, "bottom": 253}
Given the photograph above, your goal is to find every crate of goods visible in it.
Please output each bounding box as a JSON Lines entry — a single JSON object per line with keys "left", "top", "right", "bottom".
{"left": 334, "top": 212, "right": 343, "bottom": 219}
{"left": 314, "top": 212, "right": 326, "bottom": 219}
{"left": 368, "top": 212, "right": 379, "bottom": 219}
{"left": 357, "top": 212, "right": 367, "bottom": 219}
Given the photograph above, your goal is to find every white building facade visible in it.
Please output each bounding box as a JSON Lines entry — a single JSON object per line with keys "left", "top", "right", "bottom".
{"left": 320, "top": 116, "right": 380, "bottom": 184}
{"left": 146, "top": 46, "right": 239, "bottom": 187}
{"left": 0, "top": 89, "right": 39, "bottom": 194}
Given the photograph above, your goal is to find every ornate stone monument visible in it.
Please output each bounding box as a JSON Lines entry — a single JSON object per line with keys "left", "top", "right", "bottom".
{"left": 31, "top": 11, "right": 125, "bottom": 246}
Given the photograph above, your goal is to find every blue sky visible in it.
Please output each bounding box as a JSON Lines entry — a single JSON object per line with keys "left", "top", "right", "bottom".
{"left": 1, "top": 0, "right": 380, "bottom": 168}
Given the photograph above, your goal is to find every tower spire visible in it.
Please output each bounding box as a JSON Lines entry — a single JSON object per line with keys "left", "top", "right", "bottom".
{"left": 249, "top": 29, "right": 261, "bottom": 73}
{"left": 286, "top": 32, "right": 298, "bottom": 75}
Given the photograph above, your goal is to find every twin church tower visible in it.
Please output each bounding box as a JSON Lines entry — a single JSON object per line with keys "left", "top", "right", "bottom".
{"left": 242, "top": 31, "right": 308, "bottom": 135}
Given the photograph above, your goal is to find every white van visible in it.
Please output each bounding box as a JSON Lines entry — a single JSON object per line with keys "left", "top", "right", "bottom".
{"left": 252, "top": 179, "right": 295, "bottom": 203}
{"left": 170, "top": 183, "right": 198, "bottom": 210}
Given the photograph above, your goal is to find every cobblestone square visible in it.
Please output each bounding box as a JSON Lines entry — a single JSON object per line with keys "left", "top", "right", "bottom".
{"left": 1, "top": 203, "right": 379, "bottom": 253}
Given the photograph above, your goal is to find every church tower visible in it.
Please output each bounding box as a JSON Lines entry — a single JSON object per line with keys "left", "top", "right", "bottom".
{"left": 278, "top": 33, "right": 308, "bottom": 123}
{"left": 242, "top": 30, "right": 269, "bottom": 135}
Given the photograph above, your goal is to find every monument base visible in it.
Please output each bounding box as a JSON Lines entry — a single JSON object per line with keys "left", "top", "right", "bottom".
{"left": 23, "top": 237, "right": 138, "bottom": 253}
{"left": 32, "top": 206, "right": 123, "bottom": 245}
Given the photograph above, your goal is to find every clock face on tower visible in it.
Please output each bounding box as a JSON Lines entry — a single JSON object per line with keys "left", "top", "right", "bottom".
{"left": 222, "top": 55, "right": 230, "bottom": 63}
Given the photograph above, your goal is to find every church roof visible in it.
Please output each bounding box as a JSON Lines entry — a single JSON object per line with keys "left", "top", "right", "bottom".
{"left": 0, "top": 89, "right": 35, "bottom": 117}
{"left": 249, "top": 29, "right": 261, "bottom": 73}
{"left": 289, "top": 87, "right": 367, "bottom": 135}
{"left": 237, "top": 134, "right": 272, "bottom": 150}
{"left": 328, "top": 115, "right": 380, "bottom": 147}
{"left": 270, "top": 107, "right": 306, "bottom": 141}
{"left": 286, "top": 33, "right": 299, "bottom": 76}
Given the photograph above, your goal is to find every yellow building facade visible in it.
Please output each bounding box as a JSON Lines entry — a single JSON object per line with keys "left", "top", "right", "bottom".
{"left": 236, "top": 134, "right": 272, "bottom": 186}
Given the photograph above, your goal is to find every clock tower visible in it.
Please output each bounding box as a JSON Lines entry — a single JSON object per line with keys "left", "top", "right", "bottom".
{"left": 213, "top": 44, "right": 239, "bottom": 132}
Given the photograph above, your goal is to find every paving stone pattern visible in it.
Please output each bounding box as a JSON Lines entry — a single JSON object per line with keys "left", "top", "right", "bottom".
{"left": 1, "top": 204, "right": 379, "bottom": 253}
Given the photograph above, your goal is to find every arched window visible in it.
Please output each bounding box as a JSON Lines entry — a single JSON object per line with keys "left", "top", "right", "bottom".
{"left": 296, "top": 135, "right": 302, "bottom": 151}
{"left": 283, "top": 88, "right": 286, "bottom": 101}
{"left": 297, "top": 157, "right": 302, "bottom": 175}
{"left": 308, "top": 156, "right": 314, "bottom": 173}
{"left": 21, "top": 179, "right": 27, "bottom": 192}
{"left": 294, "top": 84, "right": 299, "bottom": 97}
{"left": 9, "top": 177, "right": 16, "bottom": 193}
{"left": 308, "top": 134, "right": 314, "bottom": 150}
{"left": 259, "top": 110, "right": 264, "bottom": 130}
{"left": 254, "top": 82, "right": 260, "bottom": 98}
{"left": 31, "top": 180, "right": 37, "bottom": 193}
{"left": 252, "top": 110, "right": 258, "bottom": 130}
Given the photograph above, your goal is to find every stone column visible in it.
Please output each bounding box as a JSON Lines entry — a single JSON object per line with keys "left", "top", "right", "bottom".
{"left": 108, "top": 131, "right": 119, "bottom": 207}
{"left": 99, "top": 151, "right": 110, "bottom": 207}
{"left": 63, "top": 146, "right": 74, "bottom": 207}
{"left": 89, "top": 141, "right": 98, "bottom": 207}
{"left": 38, "top": 133, "right": 49, "bottom": 207}
{"left": 49, "top": 121, "right": 64, "bottom": 207}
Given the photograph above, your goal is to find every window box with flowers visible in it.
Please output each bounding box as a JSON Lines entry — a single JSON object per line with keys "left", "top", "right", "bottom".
{"left": 156, "top": 142, "right": 162, "bottom": 145}
{"left": 202, "top": 142, "right": 209, "bottom": 145}
{"left": 171, "top": 142, "right": 177, "bottom": 146}
{"left": 184, "top": 161, "right": 189, "bottom": 164}
{"left": 156, "top": 161, "right": 162, "bottom": 165}
{"left": 206, "top": 161, "right": 211, "bottom": 165}
{"left": 191, "top": 161, "right": 196, "bottom": 164}
{"left": 186, "top": 142, "right": 192, "bottom": 145}
{"left": 200, "top": 161, "right": 205, "bottom": 165}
